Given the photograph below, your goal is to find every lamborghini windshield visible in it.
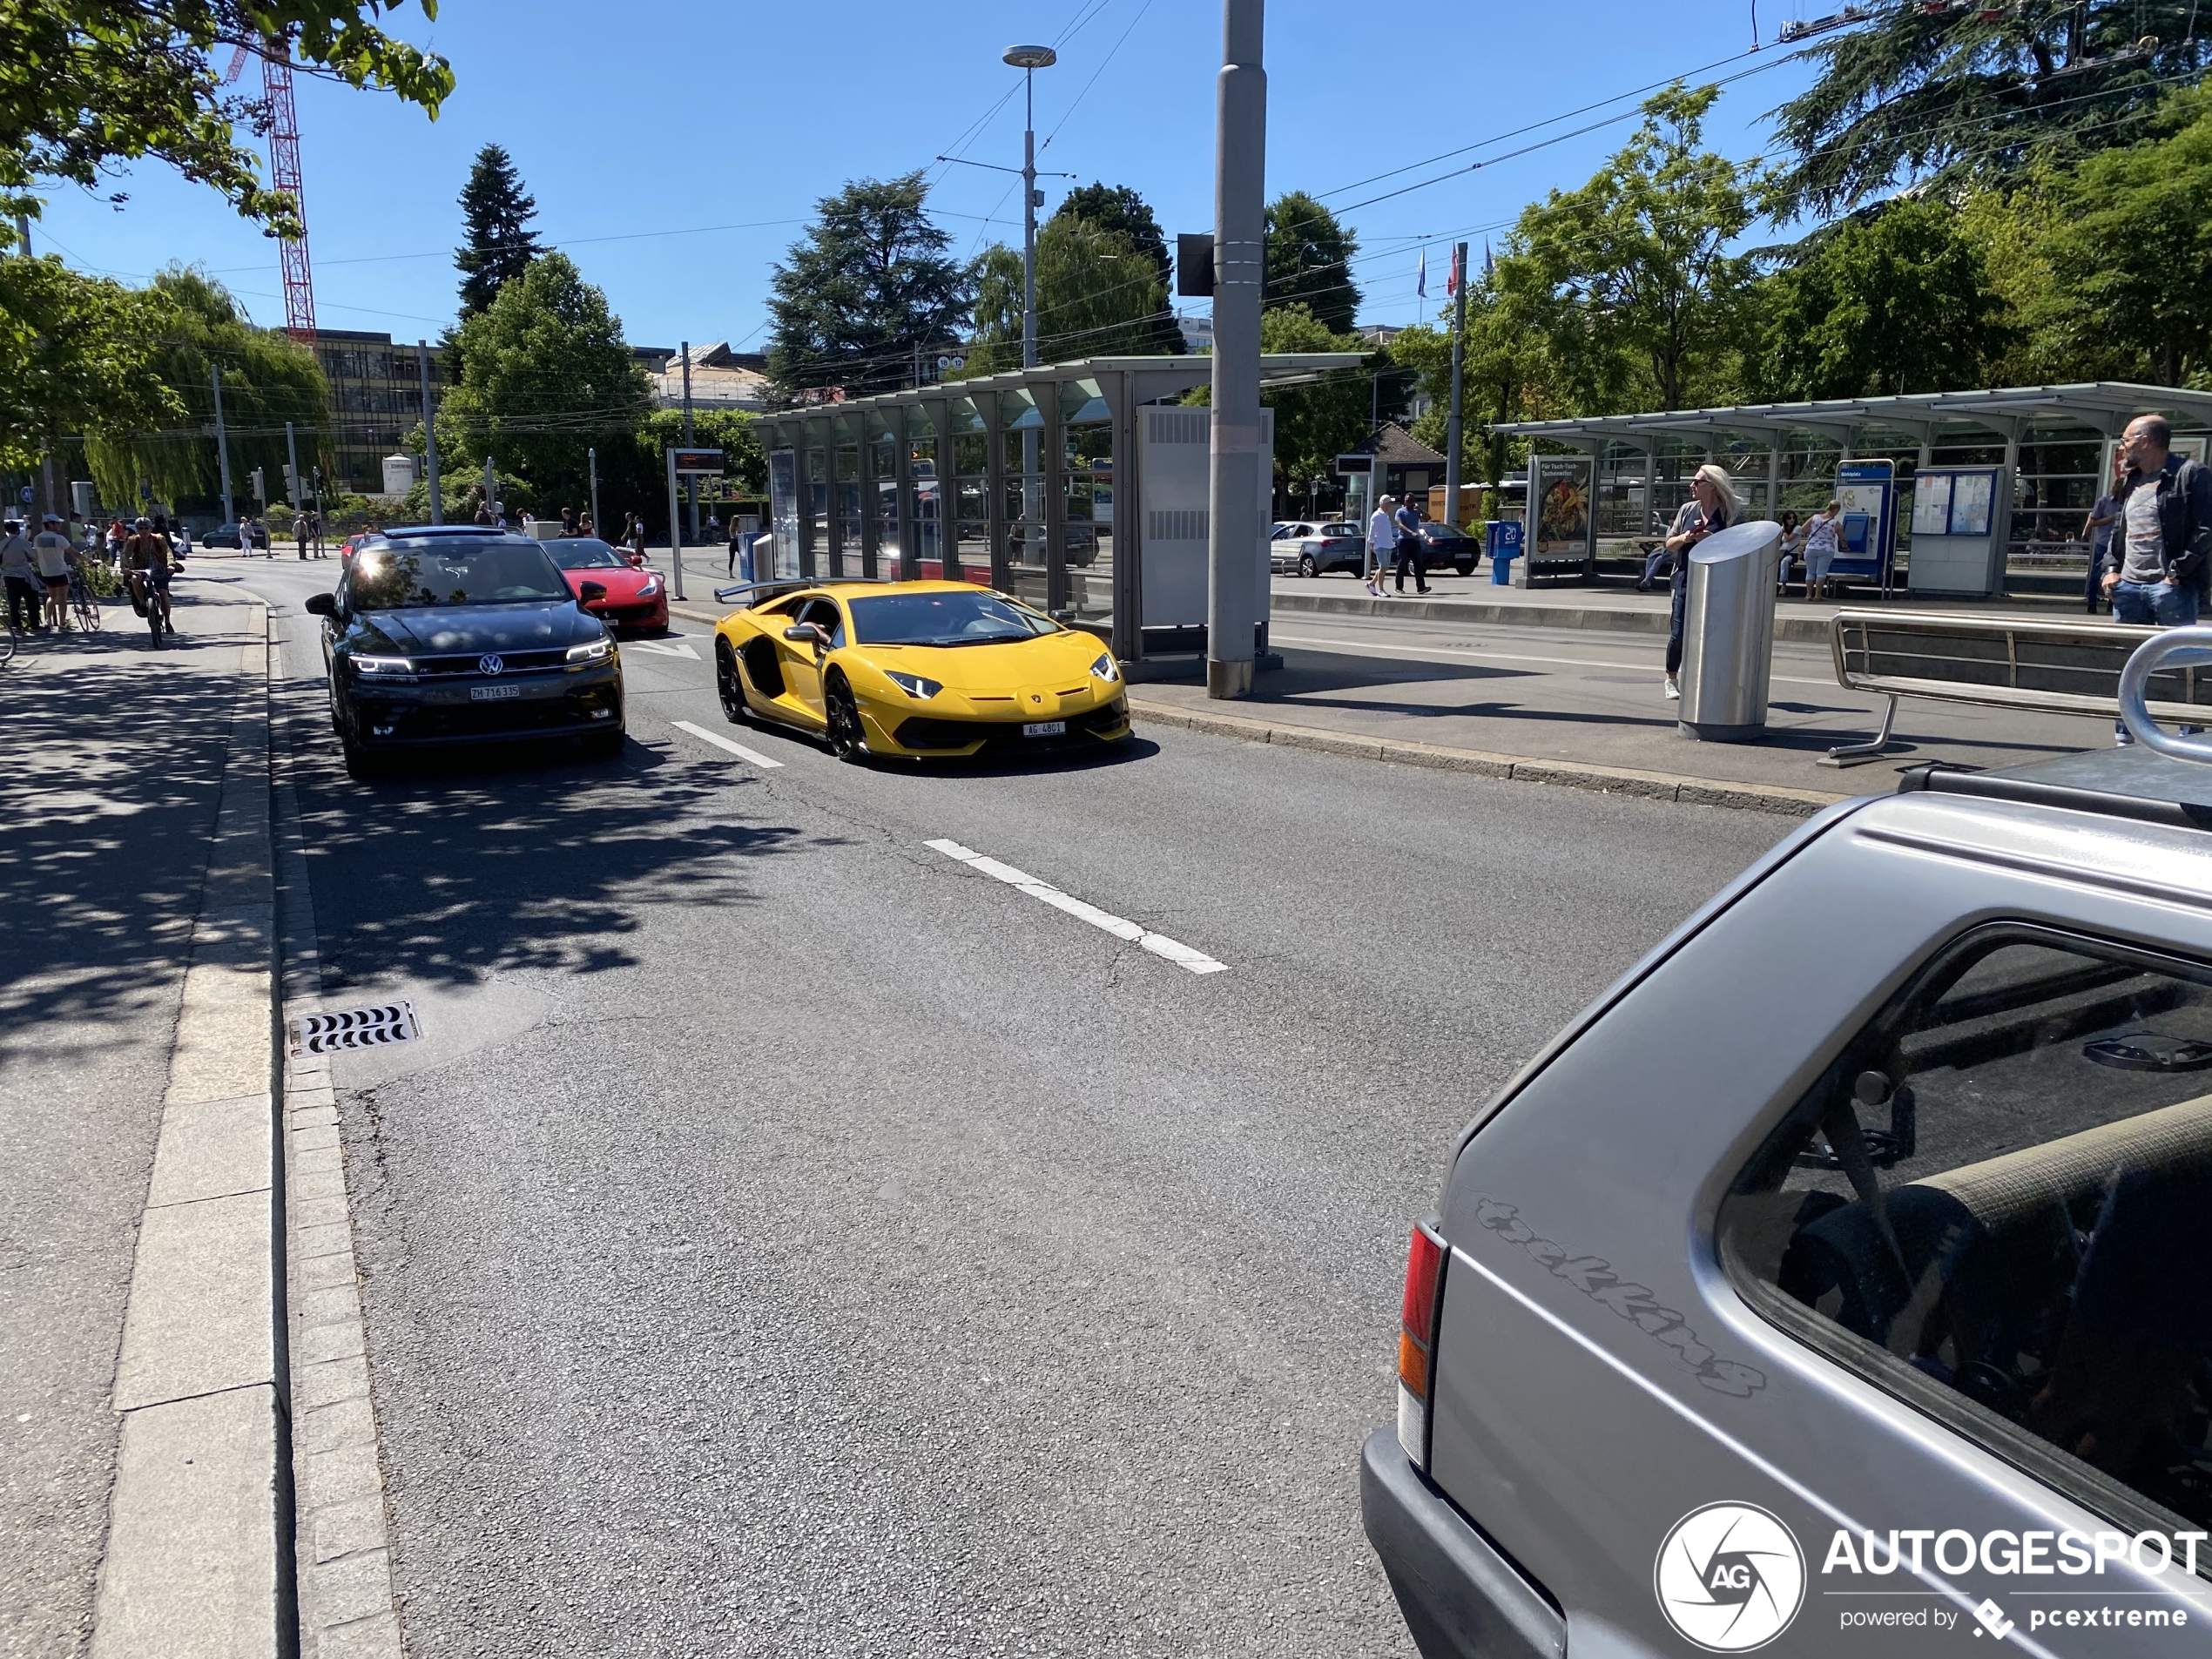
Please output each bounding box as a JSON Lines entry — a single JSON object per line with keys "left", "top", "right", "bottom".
{"left": 847, "top": 590, "right": 1061, "bottom": 647}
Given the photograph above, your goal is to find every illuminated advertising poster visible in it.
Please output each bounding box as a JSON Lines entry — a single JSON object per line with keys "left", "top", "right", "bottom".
{"left": 768, "top": 448, "right": 799, "bottom": 579}
{"left": 1528, "top": 454, "right": 1595, "bottom": 583}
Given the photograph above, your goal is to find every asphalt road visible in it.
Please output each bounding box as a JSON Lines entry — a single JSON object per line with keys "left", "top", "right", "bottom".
{"left": 222, "top": 552, "right": 1792, "bottom": 1657}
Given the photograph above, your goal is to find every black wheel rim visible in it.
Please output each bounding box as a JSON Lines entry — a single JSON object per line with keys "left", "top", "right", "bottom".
{"left": 716, "top": 649, "right": 744, "bottom": 719}
{"left": 828, "top": 685, "right": 862, "bottom": 758}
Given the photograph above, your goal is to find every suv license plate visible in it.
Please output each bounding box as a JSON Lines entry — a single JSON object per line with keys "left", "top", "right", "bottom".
{"left": 1022, "top": 720, "right": 1065, "bottom": 738}
{"left": 470, "top": 684, "right": 522, "bottom": 702}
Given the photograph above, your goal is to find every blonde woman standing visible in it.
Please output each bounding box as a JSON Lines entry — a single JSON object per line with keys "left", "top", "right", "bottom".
{"left": 1803, "top": 500, "right": 1842, "bottom": 602}
{"left": 1662, "top": 463, "right": 1743, "bottom": 701}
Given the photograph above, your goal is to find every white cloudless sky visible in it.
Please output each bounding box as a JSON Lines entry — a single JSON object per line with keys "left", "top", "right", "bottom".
{"left": 29, "top": 0, "right": 1831, "bottom": 349}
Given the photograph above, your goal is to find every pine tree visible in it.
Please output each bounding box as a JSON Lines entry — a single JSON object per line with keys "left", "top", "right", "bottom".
{"left": 455, "top": 144, "right": 543, "bottom": 320}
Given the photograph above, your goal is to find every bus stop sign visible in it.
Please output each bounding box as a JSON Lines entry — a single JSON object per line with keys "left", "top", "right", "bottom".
{"left": 672, "top": 448, "right": 725, "bottom": 476}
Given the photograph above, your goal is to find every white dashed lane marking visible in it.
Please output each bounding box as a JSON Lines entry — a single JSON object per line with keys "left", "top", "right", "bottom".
{"left": 672, "top": 719, "right": 786, "bottom": 769}
{"left": 925, "top": 839, "right": 1228, "bottom": 974}
{"left": 627, "top": 638, "right": 699, "bottom": 658}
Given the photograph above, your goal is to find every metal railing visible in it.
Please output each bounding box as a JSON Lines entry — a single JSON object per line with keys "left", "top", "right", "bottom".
{"left": 1827, "top": 609, "right": 2212, "bottom": 761}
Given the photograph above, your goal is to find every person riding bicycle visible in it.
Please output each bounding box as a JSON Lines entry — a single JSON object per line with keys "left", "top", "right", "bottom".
{"left": 124, "top": 516, "right": 177, "bottom": 633}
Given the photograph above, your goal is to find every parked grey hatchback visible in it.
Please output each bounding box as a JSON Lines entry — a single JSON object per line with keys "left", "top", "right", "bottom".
{"left": 1366, "top": 679, "right": 2212, "bottom": 1656}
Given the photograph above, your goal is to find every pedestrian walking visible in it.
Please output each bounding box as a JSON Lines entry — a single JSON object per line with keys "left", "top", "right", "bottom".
{"left": 1662, "top": 464, "right": 1742, "bottom": 701}
{"left": 579, "top": 511, "right": 597, "bottom": 539}
{"left": 1393, "top": 496, "right": 1432, "bottom": 594}
{"left": 625, "top": 513, "right": 646, "bottom": 560}
{"left": 1365, "top": 496, "right": 1398, "bottom": 597}
{"left": 2100, "top": 414, "right": 2212, "bottom": 745}
{"left": 727, "top": 516, "right": 746, "bottom": 577}
{"left": 1802, "top": 501, "right": 1842, "bottom": 603}
{"left": 2082, "top": 451, "right": 2125, "bottom": 614}
{"left": 32, "top": 512, "right": 74, "bottom": 631}
{"left": 1, "top": 519, "right": 38, "bottom": 632}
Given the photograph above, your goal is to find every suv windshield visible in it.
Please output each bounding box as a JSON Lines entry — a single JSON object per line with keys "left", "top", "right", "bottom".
{"left": 547, "top": 539, "right": 626, "bottom": 570}
{"left": 847, "top": 590, "right": 1060, "bottom": 647}
{"left": 348, "top": 543, "right": 570, "bottom": 609}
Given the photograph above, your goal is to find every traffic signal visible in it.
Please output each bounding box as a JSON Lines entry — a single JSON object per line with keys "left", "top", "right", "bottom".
{"left": 249, "top": 467, "right": 265, "bottom": 501}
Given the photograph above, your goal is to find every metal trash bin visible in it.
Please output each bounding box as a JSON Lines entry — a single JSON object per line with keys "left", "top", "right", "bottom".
{"left": 1677, "top": 519, "right": 1784, "bottom": 742}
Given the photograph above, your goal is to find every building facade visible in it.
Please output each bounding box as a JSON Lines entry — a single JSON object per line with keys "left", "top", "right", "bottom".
{"left": 310, "top": 330, "right": 444, "bottom": 497}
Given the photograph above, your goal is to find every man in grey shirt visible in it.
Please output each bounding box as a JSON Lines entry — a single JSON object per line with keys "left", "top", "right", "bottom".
{"left": 0, "top": 518, "right": 38, "bottom": 633}
{"left": 2100, "top": 414, "right": 2212, "bottom": 742}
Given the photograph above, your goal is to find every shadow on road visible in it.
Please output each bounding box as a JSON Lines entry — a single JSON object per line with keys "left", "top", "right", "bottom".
{"left": 285, "top": 687, "right": 824, "bottom": 995}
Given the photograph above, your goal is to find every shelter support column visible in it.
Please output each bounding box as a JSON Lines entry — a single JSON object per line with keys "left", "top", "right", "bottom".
{"left": 894, "top": 407, "right": 916, "bottom": 581}
{"left": 1114, "top": 370, "right": 1142, "bottom": 663}
{"left": 859, "top": 417, "right": 880, "bottom": 579}
{"left": 983, "top": 391, "right": 1008, "bottom": 593}
{"left": 1044, "top": 376, "right": 1069, "bottom": 614}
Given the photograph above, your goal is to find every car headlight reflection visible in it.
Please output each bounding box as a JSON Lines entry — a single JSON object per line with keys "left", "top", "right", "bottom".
{"left": 566, "top": 637, "right": 616, "bottom": 665}
{"left": 637, "top": 576, "right": 663, "bottom": 597}
{"left": 885, "top": 670, "right": 943, "bottom": 699}
{"left": 1089, "top": 652, "right": 1122, "bottom": 684}
{"left": 354, "top": 654, "right": 415, "bottom": 674}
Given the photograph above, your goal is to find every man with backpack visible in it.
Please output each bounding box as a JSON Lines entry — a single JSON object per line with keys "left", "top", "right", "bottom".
{"left": 2099, "top": 414, "right": 2212, "bottom": 744}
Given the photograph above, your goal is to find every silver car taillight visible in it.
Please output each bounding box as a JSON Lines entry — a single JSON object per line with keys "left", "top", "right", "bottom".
{"left": 1397, "top": 1220, "right": 1447, "bottom": 1468}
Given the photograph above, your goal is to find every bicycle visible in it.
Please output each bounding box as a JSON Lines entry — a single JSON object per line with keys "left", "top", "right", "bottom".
{"left": 68, "top": 569, "right": 100, "bottom": 634}
{"left": 126, "top": 567, "right": 165, "bottom": 647}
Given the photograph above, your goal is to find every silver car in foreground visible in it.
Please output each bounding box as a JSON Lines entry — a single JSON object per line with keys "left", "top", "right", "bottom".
{"left": 1366, "top": 645, "right": 2212, "bottom": 1657}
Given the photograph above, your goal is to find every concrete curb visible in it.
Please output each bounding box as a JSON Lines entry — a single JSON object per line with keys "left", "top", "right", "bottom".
{"left": 92, "top": 605, "right": 290, "bottom": 1659}
{"left": 1125, "top": 696, "right": 1849, "bottom": 818}
{"left": 270, "top": 624, "right": 407, "bottom": 1659}
{"left": 1268, "top": 587, "right": 1842, "bottom": 643}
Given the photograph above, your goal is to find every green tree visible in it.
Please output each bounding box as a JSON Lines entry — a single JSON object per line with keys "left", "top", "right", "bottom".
{"left": 0, "top": 258, "right": 179, "bottom": 478}
{"left": 1748, "top": 197, "right": 2013, "bottom": 400}
{"left": 435, "top": 253, "right": 652, "bottom": 516}
{"left": 2028, "top": 89, "right": 2212, "bottom": 387}
{"left": 1264, "top": 190, "right": 1360, "bottom": 334}
{"left": 79, "top": 266, "right": 329, "bottom": 509}
{"left": 1767, "top": 1, "right": 2208, "bottom": 219}
{"left": 455, "top": 143, "right": 543, "bottom": 320}
{"left": 1503, "top": 84, "right": 1757, "bottom": 414}
{"left": 1257, "top": 304, "right": 1373, "bottom": 510}
{"left": 1054, "top": 182, "right": 1184, "bottom": 356}
{"left": 963, "top": 245, "right": 1023, "bottom": 376}
{"left": 767, "top": 172, "right": 972, "bottom": 398}
{"left": 0, "top": 2, "right": 452, "bottom": 248}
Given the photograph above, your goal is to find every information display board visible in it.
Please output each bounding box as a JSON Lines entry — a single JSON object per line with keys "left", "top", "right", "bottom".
{"left": 1904, "top": 465, "right": 2006, "bottom": 597}
{"left": 1832, "top": 459, "right": 1898, "bottom": 591}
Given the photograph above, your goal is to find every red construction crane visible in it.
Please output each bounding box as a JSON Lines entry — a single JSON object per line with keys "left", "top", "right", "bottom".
{"left": 225, "top": 43, "right": 318, "bottom": 340}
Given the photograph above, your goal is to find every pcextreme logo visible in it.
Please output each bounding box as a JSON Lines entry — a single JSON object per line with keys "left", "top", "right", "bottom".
{"left": 1656, "top": 1503, "right": 1808, "bottom": 1652}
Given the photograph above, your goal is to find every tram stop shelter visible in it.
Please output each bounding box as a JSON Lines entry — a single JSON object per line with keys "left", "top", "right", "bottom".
{"left": 750, "top": 352, "right": 1366, "bottom": 663}
{"left": 1493, "top": 383, "right": 2212, "bottom": 598}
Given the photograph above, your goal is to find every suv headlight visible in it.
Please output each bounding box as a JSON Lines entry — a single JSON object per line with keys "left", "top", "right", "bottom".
{"left": 354, "top": 654, "right": 414, "bottom": 674}
{"left": 1089, "top": 652, "right": 1121, "bottom": 684}
{"left": 567, "top": 637, "right": 615, "bottom": 665}
{"left": 885, "top": 670, "right": 942, "bottom": 699}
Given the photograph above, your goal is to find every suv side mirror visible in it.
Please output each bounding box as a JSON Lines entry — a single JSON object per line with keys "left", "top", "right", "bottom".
{"left": 304, "top": 591, "right": 337, "bottom": 618}
{"left": 578, "top": 582, "right": 607, "bottom": 604}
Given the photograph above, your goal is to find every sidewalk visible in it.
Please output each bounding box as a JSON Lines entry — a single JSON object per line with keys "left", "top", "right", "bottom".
{"left": 0, "top": 582, "right": 285, "bottom": 1656}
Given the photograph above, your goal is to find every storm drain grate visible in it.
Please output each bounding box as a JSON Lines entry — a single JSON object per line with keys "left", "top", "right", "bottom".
{"left": 288, "top": 1001, "right": 420, "bottom": 1057}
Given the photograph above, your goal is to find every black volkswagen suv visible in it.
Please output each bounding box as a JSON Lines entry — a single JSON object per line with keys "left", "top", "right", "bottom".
{"left": 307, "top": 528, "right": 624, "bottom": 778}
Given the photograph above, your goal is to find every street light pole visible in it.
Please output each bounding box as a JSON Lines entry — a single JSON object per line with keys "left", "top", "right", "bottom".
{"left": 681, "top": 339, "right": 699, "bottom": 542}
{"left": 1206, "top": 0, "right": 1265, "bottom": 701}
{"left": 418, "top": 339, "right": 442, "bottom": 524}
{"left": 212, "top": 364, "right": 235, "bottom": 529}
{"left": 1002, "top": 44, "right": 1057, "bottom": 370}
{"left": 589, "top": 446, "right": 600, "bottom": 536}
{"left": 1445, "top": 240, "right": 1468, "bottom": 527}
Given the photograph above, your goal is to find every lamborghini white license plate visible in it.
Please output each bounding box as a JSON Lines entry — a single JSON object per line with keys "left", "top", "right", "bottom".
{"left": 470, "top": 685, "right": 522, "bottom": 702}
{"left": 1022, "top": 720, "right": 1066, "bottom": 738}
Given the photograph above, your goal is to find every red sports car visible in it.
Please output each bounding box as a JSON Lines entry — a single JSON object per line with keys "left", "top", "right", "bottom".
{"left": 548, "top": 537, "right": 669, "bottom": 633}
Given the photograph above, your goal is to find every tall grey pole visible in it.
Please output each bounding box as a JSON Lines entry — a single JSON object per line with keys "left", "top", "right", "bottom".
{"left": 589, "top": 446, "right": 600, "bottom": 535}
{"left": 285, "top": 420, "right": 300, "bottom": 518}
{"left": 1444, "top": 240, "right": 1467, "bottom": 527}
{"left": 482, "top": 455, "right": 496, "bottom": 522}
{"left": 211, "top": 364, "right": 235, "bottom": 529}
{"left": 1022, "top": 75, "right": 1039, "bottom": 368}
{"left": 14, "top": 214, "right": 30, "bottom": 256}
{"left": 665, "top": 446, "right": 687, "bottom": 602}
{"left": 681, "top": 340, "right": 699, "bottom": 541}
{"left": 418, "top": 339, "right": 442, "bottom": 523}
{"left": 1206, "top": 0, "right": 1265, "bottom": 700}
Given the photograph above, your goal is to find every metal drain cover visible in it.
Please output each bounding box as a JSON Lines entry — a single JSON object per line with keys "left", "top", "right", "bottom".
{"left": 288, "top": 1001, "right": 420, "bottom": 1057}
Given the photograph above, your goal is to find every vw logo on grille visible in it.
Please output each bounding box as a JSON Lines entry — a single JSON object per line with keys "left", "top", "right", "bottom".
{"left": 478, "top": 654, "right": 504, "bottom": 676}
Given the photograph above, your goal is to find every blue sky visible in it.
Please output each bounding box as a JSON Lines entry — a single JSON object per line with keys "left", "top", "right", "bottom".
{"left": 30, "top": 0, "right": 1833, "bottom": 350}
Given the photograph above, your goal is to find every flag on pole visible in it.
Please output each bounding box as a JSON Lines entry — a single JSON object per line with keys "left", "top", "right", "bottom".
{"left": 1447, "top": 245, "right": 1462, "bottom": 299}
{"left": 1415, "top": 247, "right": 1427, "bottom": 299}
